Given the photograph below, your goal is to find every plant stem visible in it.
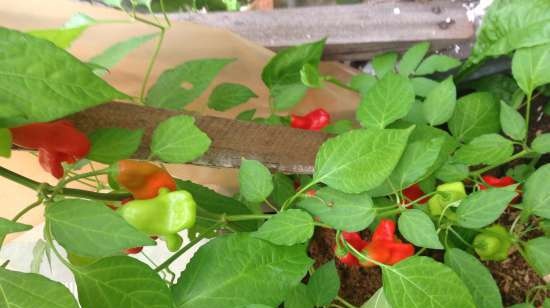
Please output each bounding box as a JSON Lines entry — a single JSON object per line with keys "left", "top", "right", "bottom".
{"left": 470, "top": 150, "right": 530, "bottom": 176}
{"left": 524, "top": 92, "right": 533, "bottom": 143}
{"left": 336, "top": 296, "right": 358, "bottom": 308}
{"left": 44, "top": 221, "right": 74, "bottom": 270}
{"left": 224, "top": 214, "right": 272, "bottom": 222}
{"left": 281, "top": 181, "right": 317, "bottom": 211}
{"left": 12, "top": 199, "right": 43, "bottom": 222}
{"left": 154, "top": 224, "right": 221, "bottom": 272}
{"left": 59, "top": 167, "right": 112, "bottom": 188}
{"left": 0, "top": 166, "right": 41, "bottom": 191}
{"left": 58, "top": 188, "right": 131, "bottom": 201}
{"left": 324, "top": 76, "right": 359, "bottom": 93}
{"left": 139, "top": 28, "right": 165, "bottom": 103}
{"left": 159, "top": 0, "right": 172, "bottom": 27}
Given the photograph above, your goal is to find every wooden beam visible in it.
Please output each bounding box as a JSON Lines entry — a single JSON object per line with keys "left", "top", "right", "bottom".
{"left": 171, "top": 0, "right": 475, "bottom": 60}
{"left": 67, "top": 102, "right": 329, "bottom": 174}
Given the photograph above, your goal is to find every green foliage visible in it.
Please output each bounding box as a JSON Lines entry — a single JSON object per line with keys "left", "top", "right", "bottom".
{"left": 0, "top": 217, "right": 32, "bottom": 244}
{"left": 323, "top": 120, "right": 354, "bottom": 135}
{"left": 253, "top": 209, "right": 314, "bottom": 246}
{"left": 500, "top": 101, "right": 526, "bottom": 140}
{"left": 262, "top": 39, "right": 325, "bottom": 110}
{"left": 300, "top": 63, "right": 323, "bottom": 88}
{"left": 398, "top": 209, "right": 443, "bottom": 249}
{"left": 357, "top": 73, "right": 414, "bottom": 129}
{"left": 455, "top": 188, "right": 518, "bottom": 229}
{"left": 269, "top": 173, "right": 295, "bottom": 208}
{"left": 372, "top": 52, "right": 398, "bottom": 78}
{"left": 87, "top": 128, "right": 143, "bottom": 164}
{"left": 448, "top": 92, "right": 501, "bottom": 142}
{"left": 398, "top": 42, "right": 430, "bottom": 77}
{"left": 453, "top": 134, "right": 514, "bottom": 166}
{"left": 444, "top": 249, "right": 503, "bottom": 308}
{"left": 46, "top": 199, "right": 155, "bottom": 257}
{"left": 512, "top": 43, "right": 550, "bottom": 95}
{"left": 172, "top": 233, "right": 312, "bottom": 308}
{"left": 284, "top": 283, "right": 314, "bottom": 308}
{"left": 382, "top": 256, "right": 475, "bottom": 308}
{"left": 28, "top": 27, "right": 87, "bottom": 49}
{"left": 306, "top": 261, "right": 340, "bottom": 306}
{"left": 145, "top": 58, "right": 234, "bottom": 109}
{"left": 350, "top": 73, "right": 377, "bottom": 94}
{"left": 523, "top": 164, "right": 550, "bottom": 218}
{"left": 239, "top": 159, "right": 273, "bottom": 203}
{"left": 410, "top": 77, "right": 439, "bottom": 97}
{"left": 151, "top": 115, "right": 211, "bottom": 163}
{"left": 208, "top": 83, "right": 257, "bottom": 111}
{"left": 414, "top": 55, "right": 460, "bottom": 76}
{"left": 73, "top": 256, "right": 174, "bottom": 308}
{"left": 531, "top": 133, "right": 550, "bottom": 154}
{"left": 422, "top": 77, "right": 456, "bottom": 126}
{"left": 314, "top": 127, "right": 412, "bottom": 193}
{"left": 0, "top": 267, "right": 79, "bottom": 308}
{"left": 298, "top": 187, "right": 375, "bottom": 231}
{"left": 236, "top": 109, "right": 256, "bottom": 121}
{"left": 462, "top": 74, "right": 519, "bottom": 104}
{"left": 361, "top": 288, "right": 392, "bottom": 308}
{"left": 0, "top": 28, "right": 128, "bottom": 128}
{"left": 523, "top": 237, "right": 550, "bottom": 276}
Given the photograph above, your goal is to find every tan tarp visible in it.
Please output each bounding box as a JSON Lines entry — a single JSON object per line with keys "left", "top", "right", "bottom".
{"left": 0, "top": 0, "right": 358, "bottom": 234}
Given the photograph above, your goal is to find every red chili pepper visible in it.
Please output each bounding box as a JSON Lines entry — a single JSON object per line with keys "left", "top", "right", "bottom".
{"left": 402, "top": 184, "right": 429, "bottom": 205}
{"left": 334, "top": 231, "right": 368, "bottom": 266}
{"left": 10, "top": 120, "right": 90, "bottom": 178}
{"left": 360, "top": 219, "right": 414, "bottom": 267}
{"left": 479, "top": 175, "right": 516, "bottom": 190}
{"left": 290, "top": 108, "right": 331, "bottom": 131}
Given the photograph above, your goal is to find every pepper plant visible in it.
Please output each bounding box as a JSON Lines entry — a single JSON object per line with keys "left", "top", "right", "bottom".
{"left": 1, "top": 0, "right": 550, "bottom": 307}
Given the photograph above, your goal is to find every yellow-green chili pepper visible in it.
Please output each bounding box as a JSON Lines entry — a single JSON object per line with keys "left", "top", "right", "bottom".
{"left": 473, "top": 224, "right": 512, "bottom": 261}
{"left": 428, "top": 182, "right": 466, "bottom": 217}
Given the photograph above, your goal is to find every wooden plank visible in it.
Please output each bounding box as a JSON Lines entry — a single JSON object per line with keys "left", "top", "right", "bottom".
{"left": 67, "top": 102, "right": 330, "bottom": 174}
{"left": 171, "top": 0, "right": 475, "bottom": 60}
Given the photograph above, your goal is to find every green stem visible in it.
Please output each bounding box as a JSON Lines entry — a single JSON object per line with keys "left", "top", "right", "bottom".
{"left": 224, "top": 214, "right": 272, "bottom": 222}
{"left": 0, "top": 166, "right": 41, "bottom": 190}
{"left": 59, "top": 167, "right": 112, "bottom": 187}
{"left": 336, "top": 296, "right": 358, "bottom": 308}
{"left": 133, "top": 15, "right": 164, "bottom": 30}
{"left": 139, "top": 28, "right": 165, "bottom": 103}
{"left": 470, "top": 150, "right": 530, "bottom": 176}
{"left": 340, "top": 233, "right": 385, "bottom": 268}
{"left": 154, "top": 224, "right": 221, "bottom": 272}
{"left": 12, "top": 199, "right": 43, "bottom": 222}
{"left": 44, "top": 221, "right": 74, "bottom": 270}
{"left": 281, "top": 180, "right": 317, "bottom": 211}
{"left": 58, "top": 188, "right": 131, "bottom": 201}
{"left": 159, "top": 0, "right": 172, "bottom": 27}
{"left": 524, "top": 92, "right": 533, "bottom": 143}
{"left": 324, "top": 76, "right": 359, "bottom": 93}
{"left": 448, "top": 227, "right": 474, "bottom": 248}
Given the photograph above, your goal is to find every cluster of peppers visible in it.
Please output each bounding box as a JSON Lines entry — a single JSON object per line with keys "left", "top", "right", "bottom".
{"left": 10, "top": 120, "right": 91, "bottom": 178}
{"left": 113, "top": 160, "right": 197, "bottom": 253}
{"left": 290, "top": 108, "right": 331, "bottom": 131}
{"left": 335, "top": 220, "right": 414, "bottom": 267}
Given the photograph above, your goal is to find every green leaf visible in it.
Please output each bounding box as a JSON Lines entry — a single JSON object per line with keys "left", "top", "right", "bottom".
{"left": 463, "top": 74, "right": 519, "bottom": 105}
{"left": 0, "top": 218, "right": 32, "bottom": 244}
{"left": 350, "top": 73, "right": 377, "bottom": 94}
{"left": 90, "top": 33, "right": 157, "bottom": 76}
{"left": 398, "top": 42, "right": 430, "bottom": 77}
{"left": 398, "top": 209, "right": 443, "bottom": 249}
{"left": 361, "top": 288, "right": 392, "bottom": 308}
{"left": 453, "top": 134, "right": 514, "bottom": 166}
{"left": 500, "top": 101, "right": 526, "bottom": 141}
{"left": 323, "top": 119, "right": 354, "bottom": 135}
{"left": 252, "top": 209, "right": 314, "bottom": 246}
{"left": 102, "top": 0, "right": 123, "bottom": 7}
{"left": 435, "top": 162, "right": 469, "bottom": 182}
{"left": 297, "top": 187, "right": 375, "bottom": 231}
{"left": 285, "top": 283, "right": 314, "bottom": 308}
{"left": 172, "top": 233, "right": 312, "bottom": 308}
{"left": 269, "top": 173, "right": 295, "bottom": 208}
{"left": 64, "top": 13, "right": 96, "bottom": 28}
{"left": 239, "top": 159, "right": 274, "bottom": 203}
{"left": 448, "top": 92, "right": 501, "bottom": 142}
{"left": 506, "top": 163, "right": 535, "bottom": 182}
{"left": 512, "top": 43, "right": 550, "bottom": 95}
{"left": 411, "top": 77, "right": 439, "bottom": 97}
{"left": 87, "top": 128, "right": 143, "bottom": 164}
{"left": 523, "top": 164, "right": 550, "bottom": 218}
{"left": 422, "top": 77, "right": 456, "bottom": 126}
{"left": 74, "top": 256, "right": 173, "bottom": 308}
{"left": 28, "top": 27, "right": 87, "bottom": 49}
{"left": 207, "top": 83, "right": 257, "bottom": 111}
{"left": 176, "top": 179, "right": 256, "bottom": 231}
{"left": 134, "top": 0, "right": 152, "bottom": 9}
{"left": 372, "top": 52, "right": 398, "bottom": 78}
{"left": 314, "top": 128, "right": 412, "bottom": 194}
{"left": 357, "top": 73, "right": 414, "bottom": 128}
{"left": 403, "top": 100, "right": 427, "bottom": 125}
{"left": 444, "top": 249, "right": 503, "bottom": 308}
{"left": 0, "top": 129, "right": 11, "bottom": 157}
{"left": 145, "top": 58, "right": 234, "bottom": 109}
{"left": 456, "top": 188, "right": 518, "bottom": 229}
{"left": 508, "top": 304, "right": 535, "bottom": 308}
{"left": 468, "top": 0, "right": 550, "bottom": 65}
{"left": 532, "top": 133, "right": 550, "bottom": 153}
{"left": 236, "top": 109, "right": 256, "bottom": 121}
{"left": 46, "top": 199, "right": 155, "bottom": 257}
{"left": 523, "top": 237, "right": 550, "bottom": 276}
{"left": 369, "top": 137, "right": 444, "bottom": 196}
{"left": 306, "top": 261, "right": 340, "bottom": 306}
{"left": 382, "top": 256, "right": 475, "bottom": 308}
{"left": 0, "top": 28, "right": 128, "bottom": 127}
{"left": 262, "top": 39, "right": 325, "bottom": 110}
{"left": 300, "top": 63, "right": 322, "bottom": 88}
{"left": 151, "top": 115, "right": 211, "bottom": 163}
{"left": 414, "top": 55, "right": 460, "bottom": 76}
{"left": 0, "top": 267, "right": 79, "bottom": 308}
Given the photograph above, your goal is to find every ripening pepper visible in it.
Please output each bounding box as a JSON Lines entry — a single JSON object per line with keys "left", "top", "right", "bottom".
{"left": 402, "top": 183, "right": 429, "bottom": 205}
{"left": 473, "top": 224, "right": 512, "bottom": 261}
{"left": 290, "top": 108, "right": 331, "bottom": 131}
{"left": 0, "top": 128, "right": 12, "bottom": 158}
{"left": 334, "top": 231, "right": 368, "bottom": 266}
{"left": 113, "top": 160, "right": 177, "bottom": 200}
{"left": 360, "top": 219, "right": 414, "bottom": 267}
{"left": 479, "top": 175, "right": 520, "bottom": 203}
{"left": 10, "top": 120, "right": 90, "bottom": 178}
{"left": 117, "top": 188, "right": 196, "bottom": 252}
{"left": 428, "top": 182, "right": 467, "bottom": 217}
